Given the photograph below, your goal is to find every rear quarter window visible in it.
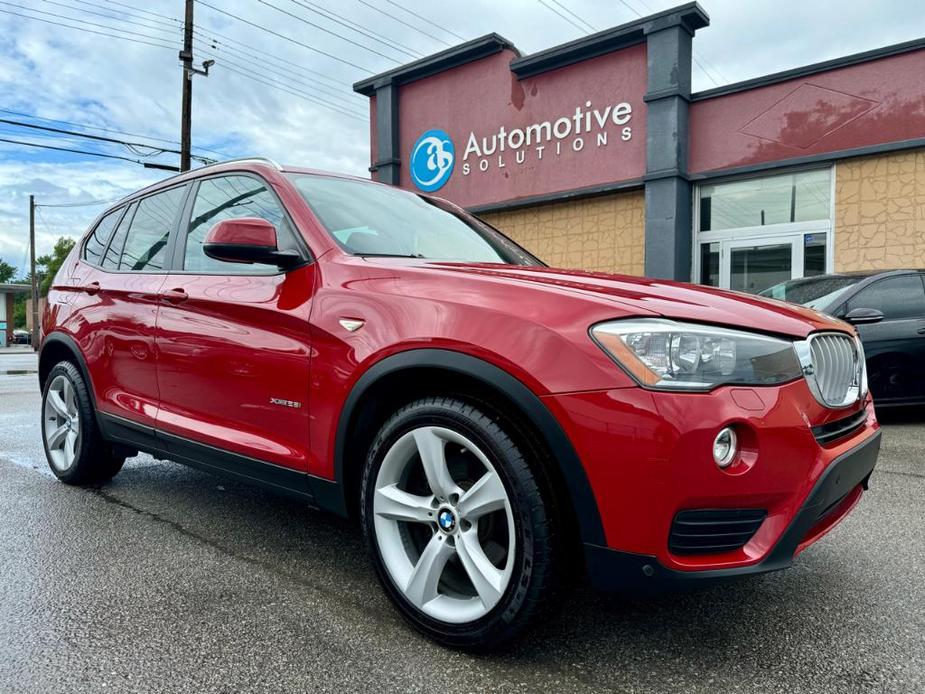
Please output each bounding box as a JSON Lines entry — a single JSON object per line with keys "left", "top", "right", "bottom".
{"left": 82, "top": 207, "right": 124, "bottom": 266}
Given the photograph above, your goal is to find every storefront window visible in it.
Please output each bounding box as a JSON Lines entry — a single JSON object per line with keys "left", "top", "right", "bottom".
{"left": 699, "top": 169, "right": 831, "bottom": 231}
{"left": 803, "top": 233, "right": 827, "bottom": 276}
{"left": 700, "top": 242, "right": 719, "bottom": 286}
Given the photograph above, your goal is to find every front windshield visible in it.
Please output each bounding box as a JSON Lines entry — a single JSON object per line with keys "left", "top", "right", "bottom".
{"left": 760, "top": 276, "right": 862, "bottom": 309}
{"left": 288, "top": 174, "right": 540, "bottom": 265}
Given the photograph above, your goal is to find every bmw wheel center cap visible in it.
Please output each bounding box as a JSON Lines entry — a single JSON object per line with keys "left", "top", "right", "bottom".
{"left": 437, "top": 508, "right": 457, "bottom": 533}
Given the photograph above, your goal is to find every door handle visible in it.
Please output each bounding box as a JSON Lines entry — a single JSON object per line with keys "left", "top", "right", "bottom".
{"left": 80, "top": 281, "right": 101, "bottom": 296}
{"left": 160, "top": 288, "right": 189, "bottom": 304}
{"left": 917, "top": 326, "right": 925, "bottom": 335}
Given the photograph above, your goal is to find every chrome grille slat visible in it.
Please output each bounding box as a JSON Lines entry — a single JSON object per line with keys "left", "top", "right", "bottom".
{"left": 806, "top": 333, "right": 861, "bottom": 408}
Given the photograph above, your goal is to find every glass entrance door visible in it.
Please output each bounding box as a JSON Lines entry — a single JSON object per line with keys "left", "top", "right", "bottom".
{"left": 726, "top": 238, "right": 795, "bottom": 294}
{"left": 698, "top": 231, "right": 830, "bottom": 294}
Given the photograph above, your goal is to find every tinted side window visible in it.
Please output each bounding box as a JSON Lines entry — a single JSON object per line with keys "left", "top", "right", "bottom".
{"left": 119, "top": 186, "right": 186, "bottom": 271}
{"left": 847, "top": 275, "right": 925, "bottom": 320}
{"left": 183, "top": 175, "right": 295, "bottom": 273}
{"left": 101, "top": 204, "right": 136, "bottom": 270}
{"left": 82, "top": 208, "right": 123, "bottom": 266}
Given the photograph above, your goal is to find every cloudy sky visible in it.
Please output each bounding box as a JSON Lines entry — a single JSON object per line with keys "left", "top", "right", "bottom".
{"left": 0, "top": 0, "right": 920, "bottom": 277}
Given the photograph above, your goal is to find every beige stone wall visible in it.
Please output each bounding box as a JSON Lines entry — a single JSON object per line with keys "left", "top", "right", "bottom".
{"left": 835, "top": 148, "right": 925, "bottom": 271}
{"left": 478, "top": 189, "right": 645, "bottom": 275}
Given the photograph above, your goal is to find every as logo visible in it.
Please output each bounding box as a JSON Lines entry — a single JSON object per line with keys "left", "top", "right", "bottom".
{"left": 410, "top": 129, "right": 454, "bottom": 192}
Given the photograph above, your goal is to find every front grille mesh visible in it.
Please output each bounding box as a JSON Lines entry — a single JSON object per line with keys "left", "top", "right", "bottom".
{"left": 809, "top": 333, "right": 860, "bottom": 407}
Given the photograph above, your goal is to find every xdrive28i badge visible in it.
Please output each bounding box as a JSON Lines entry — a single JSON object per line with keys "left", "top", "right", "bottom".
{"left": 409, "top": 129, "right": 454, "bottom": 192}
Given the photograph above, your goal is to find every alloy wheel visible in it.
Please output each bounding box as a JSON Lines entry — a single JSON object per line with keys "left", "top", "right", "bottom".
{"left": 373, "top": 426, "right": 516, "bottom": 624}
{"left": 43, "top": 374, "right": 81, "bottom": 472}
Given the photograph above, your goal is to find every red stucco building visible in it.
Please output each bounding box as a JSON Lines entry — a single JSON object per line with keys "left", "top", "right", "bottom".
{"left": 355, "top": 2, "right": 925, "bottom": 294}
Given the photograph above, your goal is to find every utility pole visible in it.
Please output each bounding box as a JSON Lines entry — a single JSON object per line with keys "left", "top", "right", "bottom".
{"left": 179, "top": 0, "right": 213, "bottom": 172}
{"left": 179, "top": 0, "right": 194, "bottom": 172}
{"left": 29, "top": 195, "right": 38, "bottom": 351}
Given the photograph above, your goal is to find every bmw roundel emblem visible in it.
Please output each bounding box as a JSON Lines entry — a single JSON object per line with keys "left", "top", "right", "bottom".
{"left": 410, "top": 129, "right": 455, "bottom": 192}
{"left": 438, "top": 509, "right": 457, "bottom": 532}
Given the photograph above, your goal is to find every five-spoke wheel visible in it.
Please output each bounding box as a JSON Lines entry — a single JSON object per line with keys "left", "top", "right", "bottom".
{"left": 362, "top": 397, "right": 557, "bottom": 649}
{"left": 43, "top": 373, "right": 82, "bottom": 473}
{"left": 373, "top": 425, "right": 516, "bottom": 623}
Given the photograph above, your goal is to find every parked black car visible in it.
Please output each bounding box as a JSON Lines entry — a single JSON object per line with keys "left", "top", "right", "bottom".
{"left": 761, "top": 270, "right": 925, "bottom": 407}
{"left": 12, "top": 329, "right": 31, "bottom": 345}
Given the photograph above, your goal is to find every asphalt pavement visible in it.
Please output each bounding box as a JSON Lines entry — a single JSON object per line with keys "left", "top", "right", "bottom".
{"left": 0, "top": 350, "right": 923, "bottom": 693}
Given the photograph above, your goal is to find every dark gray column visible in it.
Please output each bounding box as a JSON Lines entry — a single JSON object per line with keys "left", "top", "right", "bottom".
{"left": 371, "top": 80, "right": 400, "bottom": 185}
{"left": 643, "top": 6, "right": 707, "bottom": 281}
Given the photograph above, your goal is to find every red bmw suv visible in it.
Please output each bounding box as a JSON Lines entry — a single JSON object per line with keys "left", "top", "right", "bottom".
{"left": 40, "top": 159, "right": 880, "bottom": 648}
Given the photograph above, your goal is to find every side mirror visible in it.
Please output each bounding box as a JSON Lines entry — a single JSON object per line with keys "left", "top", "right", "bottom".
{"left": 203, "top": 218, "right": 301, "bottom": 268}
{"left": 843, "top": 307, "right": 884, "bottom": 325}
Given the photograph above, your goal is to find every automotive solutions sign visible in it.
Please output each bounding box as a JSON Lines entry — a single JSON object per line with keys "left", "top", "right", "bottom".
{"left": 397, "top": 43, "right": 647, "bottom": 207}
{"left": 410, "top": 100, "right": 634, "bottom": 193}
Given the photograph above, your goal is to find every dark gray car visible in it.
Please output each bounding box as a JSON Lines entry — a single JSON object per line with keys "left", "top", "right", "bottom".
{"left": 762, "top": 270, "right": 925, "bottom": 407}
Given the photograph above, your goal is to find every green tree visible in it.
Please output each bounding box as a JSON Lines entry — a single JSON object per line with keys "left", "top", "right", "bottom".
{"left": 37, "top": 237, "right": 76, "bottom": 295}
{"left": 0, "top": 257, "right": 15, "bottom": 283}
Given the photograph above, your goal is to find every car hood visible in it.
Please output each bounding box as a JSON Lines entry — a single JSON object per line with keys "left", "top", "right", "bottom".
{"left": 370, "top": 260, "right": 849, "bottom": 339}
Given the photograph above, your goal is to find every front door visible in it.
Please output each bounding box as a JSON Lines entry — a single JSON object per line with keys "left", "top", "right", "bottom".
{"left": 154, "top": 173, "right": 316, "bottom": 472}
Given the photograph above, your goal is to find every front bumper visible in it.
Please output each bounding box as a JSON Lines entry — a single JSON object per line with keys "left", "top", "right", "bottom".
{"left": 543, "top": 377, "right": 881, "bottom": 588}
{"left": 582, "top": 428, "right": 880, "bottom": 590}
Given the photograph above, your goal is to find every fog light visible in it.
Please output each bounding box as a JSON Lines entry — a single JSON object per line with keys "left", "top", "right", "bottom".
{"left": 713, "top": 427, "right": 737, "bottom": 468}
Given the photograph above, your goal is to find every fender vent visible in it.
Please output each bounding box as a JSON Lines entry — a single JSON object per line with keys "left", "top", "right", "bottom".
{"left": 669, "top": 508, "right": 767, "bottom": 555}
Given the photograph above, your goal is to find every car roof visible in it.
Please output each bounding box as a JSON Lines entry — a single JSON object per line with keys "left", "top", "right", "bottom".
{"left": 788, "top": 269, "right": 925, "bottom": 282}
{"left": 111, "top": 158, "right": 383, "bottom": 209}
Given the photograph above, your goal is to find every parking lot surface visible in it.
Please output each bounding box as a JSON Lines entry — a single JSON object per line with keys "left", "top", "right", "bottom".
{"left": 0, "top": 351, "right": 923, "bottom": 693}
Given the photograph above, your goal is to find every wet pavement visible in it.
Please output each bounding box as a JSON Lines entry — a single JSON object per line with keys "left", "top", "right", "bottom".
{"left": 1, "top": 352, "right": 923, "bottom": 693}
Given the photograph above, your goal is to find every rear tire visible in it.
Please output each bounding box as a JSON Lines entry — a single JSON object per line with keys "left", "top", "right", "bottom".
{"left": 41, "top": 361, "right": 125, "bottom": 485}
{"left": 360, "top": 396, "right": 558, "bottom": 649}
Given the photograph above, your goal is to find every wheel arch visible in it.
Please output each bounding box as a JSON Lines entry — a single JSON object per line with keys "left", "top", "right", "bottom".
{"left": 39, "top": 332, "right": 97, "bottom": 409}
{"left": 328, "top": 348, "right": 606, "bottom": 547}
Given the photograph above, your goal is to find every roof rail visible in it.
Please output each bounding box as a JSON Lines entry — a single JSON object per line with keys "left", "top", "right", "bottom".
{"left": 114, "top": 157, "right": 285, "bottom": 205}
{"left": 201, "top": 156, "right": 283, "bottom": 171}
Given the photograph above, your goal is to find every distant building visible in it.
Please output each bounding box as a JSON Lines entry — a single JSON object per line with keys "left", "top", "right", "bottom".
{"left": 0, "top": 284, "right": 29, "bottom": 347}
{"left": 354, "top": 3, "right": 925, "bottom": 294}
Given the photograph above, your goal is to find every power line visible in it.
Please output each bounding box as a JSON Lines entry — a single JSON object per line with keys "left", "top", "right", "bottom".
{"left": 0, "top": 108, "right": 226, "bottom": 158}
{"left": 0, "top": 0, "right": 181, "bottom": 48}
{"left": 194, "top": 39, "right": 366, "bottom": 111}
{"left": 195, "top": 0, "right": 376, "bottom": 73}
{"left": 537, "top": 0, "right": 590, "bottom": 34}
{"left": 0, "top": 117, "right": 216, "bottom": 164}
{"left": 35, "top": 198, "right": 126, "bottom": 208}
{"left": 356, "top": 0, "right": 452, "bottom": 47}
{"left": 106, "top": 0, "right": 365, "bottom": 91}
{"left": 287, "top": 0, "right": 424, "bottom": 58}
{"left": 193, "top": 25, "right": 357, "bottom": 91}
{"left": 380, "top": 0, "right": 465, "bottom": 42}
{"left": 200, "top": 58, "right": 368, "bottom": 121}
{"left": 255, "top": 0, "right": 403, "bottom": 63}
{"left": 0, "top": 136, "right": 180, "bottom": 170}
{"left": 0, "top": 5, "right": 179, "bottom": 52}
{"left": 548, "top": 0, "right": 596, "bottom": 33}
{"left": 48, "top": 0, "right": 364, "bottom": 107}
{"left": 38, "top": 0, "right": 181, "bottom": 38}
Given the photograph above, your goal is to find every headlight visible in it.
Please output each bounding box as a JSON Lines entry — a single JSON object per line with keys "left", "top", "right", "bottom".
{"left": 590, "top": 318, "right": 802, "bottom": 391}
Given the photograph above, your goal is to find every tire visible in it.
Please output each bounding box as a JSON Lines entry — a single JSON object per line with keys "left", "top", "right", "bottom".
{"left": 360, "top": 396, "right": 558, "bottom": 649}
{"left": 41, "top": 361, "right": 125, "bottom": 485}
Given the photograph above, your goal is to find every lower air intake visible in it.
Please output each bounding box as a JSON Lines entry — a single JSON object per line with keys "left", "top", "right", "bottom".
{"left": 669, "top": 508, "right": 767, "bottom": 555}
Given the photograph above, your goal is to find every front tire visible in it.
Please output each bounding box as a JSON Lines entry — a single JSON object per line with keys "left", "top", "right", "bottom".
{"left": 41, "top": 361, "right": 125, "bottom": 485}
{"left": 360, "top": 397, "right": 558, "bottom": 649}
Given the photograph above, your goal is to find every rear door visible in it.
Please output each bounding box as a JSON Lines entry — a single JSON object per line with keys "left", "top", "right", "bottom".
{"left": 842, "top": 274, "right": 925, "bottom": 403}
{"left": 70, "top": 185, "right": 187, "bottom": 428}
{"left": 154, "top": 173, "right": 316, "bottom": 471}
